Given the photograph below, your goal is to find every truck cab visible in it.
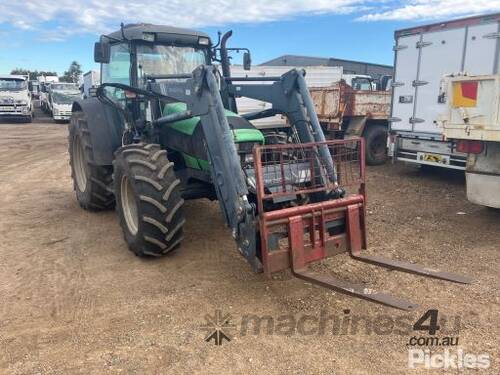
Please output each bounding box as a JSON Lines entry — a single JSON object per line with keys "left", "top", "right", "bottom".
{"left": 48, "top": 83, "right": 80, "bottom": 122}
{"left": 0, "top": 75, "right": 33, "bottom": 122}
{"left": 343, "top": 74, "right": 376, "bottom": 90}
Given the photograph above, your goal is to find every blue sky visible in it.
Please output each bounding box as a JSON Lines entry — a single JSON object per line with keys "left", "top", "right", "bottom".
{"left": 0, "top": 1, "right": 498, "bottom": 75}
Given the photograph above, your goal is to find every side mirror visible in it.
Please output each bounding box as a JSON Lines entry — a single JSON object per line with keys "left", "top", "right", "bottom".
{"left": 243, "top": 51, "right": 252, "bottom": 71}
{"left": 94, "top": 42, "right": 110, "bottom": 64}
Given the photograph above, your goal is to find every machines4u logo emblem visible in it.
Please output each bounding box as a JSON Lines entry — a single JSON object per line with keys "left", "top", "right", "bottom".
{"left": 200, "top": 310, "right": 236, "bottom": 346}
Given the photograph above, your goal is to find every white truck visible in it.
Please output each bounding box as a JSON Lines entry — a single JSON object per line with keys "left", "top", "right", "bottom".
{"left": 389, "top": 13, "right": 500, "bottom": 170}
{"left": 0, "top": 74, "right": 33, "bottom": 122}
{"left": 440, "top": 74, "right": 500, "bottom": 208}
{"left": 47, "top": 83, "right": 80, "bottom": 122}
{"left": 82, "top": 70, "right": 100, "bottom": 98}
{"left": 38, "top": 75, "right": 59, "bottom": 113}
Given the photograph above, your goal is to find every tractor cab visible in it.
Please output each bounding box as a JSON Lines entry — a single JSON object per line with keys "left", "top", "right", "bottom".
{"left": 94, "top": 23, "right": 212, "bottom": 88}
{"left": 94, "top": 23, "right": 263, "bottom": 174}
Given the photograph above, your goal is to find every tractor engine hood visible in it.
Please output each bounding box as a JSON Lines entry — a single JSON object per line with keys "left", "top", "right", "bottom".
{"left": 163, "top": 102, "right": 264, "bottom": 144}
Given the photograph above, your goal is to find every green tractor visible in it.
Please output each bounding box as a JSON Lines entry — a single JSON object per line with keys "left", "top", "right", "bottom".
{"left": 69, "top": 23, "right": 470, "bottom": 310}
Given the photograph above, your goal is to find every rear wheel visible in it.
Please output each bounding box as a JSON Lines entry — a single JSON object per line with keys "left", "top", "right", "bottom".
{"left": 113, "top": 143, "right": 186, "bottom": 257}
{"left": 68, "top": 111, "right": 115, "bottom": 210}
{"left": 364, "top": 124, "right": 388, "bottom": 166}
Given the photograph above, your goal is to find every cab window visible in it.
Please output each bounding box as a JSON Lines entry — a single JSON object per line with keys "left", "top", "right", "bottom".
{"left": 101, "top": 43, "right": 131, "bottom": 85}
{"left": 101, "top": 43, "right": 131, "bottom": 101}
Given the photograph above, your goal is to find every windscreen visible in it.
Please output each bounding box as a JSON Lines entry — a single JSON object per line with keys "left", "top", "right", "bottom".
{"left": 0, "top": 78, "right": 27, "bottom": 91}
{"left": 52, "top": 91, "right": 80, "bottom": 104}
{"left": 51, "top": 83, "right": 78, "bottom": 91}
{"left": 136, "top": 44, "right": 207, "bottom": 78}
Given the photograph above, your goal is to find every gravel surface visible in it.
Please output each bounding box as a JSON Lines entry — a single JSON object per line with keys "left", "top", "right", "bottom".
{"left": 0, "top": 113, "right": 498, "bottom": 374}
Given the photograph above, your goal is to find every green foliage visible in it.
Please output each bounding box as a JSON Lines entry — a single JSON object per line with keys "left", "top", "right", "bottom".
{"left": 10, "top": 68, "right": 58, "bottom": 80}
{"left": 60, "top": 61, "right": 82, "bottom": 83}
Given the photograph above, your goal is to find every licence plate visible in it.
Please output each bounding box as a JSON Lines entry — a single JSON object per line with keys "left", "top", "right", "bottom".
{"left": 417, "top": 152, "right": 450, "bottom": 165}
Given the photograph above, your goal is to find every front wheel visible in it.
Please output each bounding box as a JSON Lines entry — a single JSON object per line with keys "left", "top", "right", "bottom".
{"left": 113, "top": 143, "right": 186, "bottom": 257}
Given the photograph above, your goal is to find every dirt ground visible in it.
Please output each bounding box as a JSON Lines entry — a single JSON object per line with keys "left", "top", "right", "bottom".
{"left": 0, "top": 111, "right": 498, "bottom": 374}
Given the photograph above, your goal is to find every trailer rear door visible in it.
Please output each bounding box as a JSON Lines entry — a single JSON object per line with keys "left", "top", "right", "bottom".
{"left": 463, "top": 22, "right": 499, "bottom": 74}
{"left": 390, "top": 34, "right": 421, "bottom": 132}
{"left": 413, "top": 28, "right": 466, "bottom": 134}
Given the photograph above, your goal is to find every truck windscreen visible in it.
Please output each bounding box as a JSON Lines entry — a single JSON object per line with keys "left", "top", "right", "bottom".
{"left": 0, "top": 79, "right": 27, "bottom": 91}
{"left": 51, "top": 84, "right": 78, "bottom": 91}
{"left": 52, "top": 91, "right": 80, "bottom": 104}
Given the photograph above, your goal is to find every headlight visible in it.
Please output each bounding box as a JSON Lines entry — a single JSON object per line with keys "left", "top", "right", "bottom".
{"left": 15, "top": 100, "right": 27, "bottom": 105}
{"left": 236, "top": 142, "right": 257, "bottom": 154}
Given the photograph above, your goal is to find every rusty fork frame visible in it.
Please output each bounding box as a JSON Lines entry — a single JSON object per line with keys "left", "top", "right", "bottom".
{"left": 253, "top": 138, "right": 472, "bottom": 311}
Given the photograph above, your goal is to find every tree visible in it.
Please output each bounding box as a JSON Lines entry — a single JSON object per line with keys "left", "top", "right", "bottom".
{"left": 10, "top": 68, "right": 58, "bottom": 80}
{"left": 60, "top": 61, "right": 82, "bottom": 83}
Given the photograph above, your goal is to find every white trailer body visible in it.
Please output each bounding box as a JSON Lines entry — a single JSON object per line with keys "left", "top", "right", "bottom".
{"left": 0, "top": 74, "right": 33, "bottom": 122}
{"left": 229, "top": 65, "right": 343, "bottom": 128}
{"left": 440, "top": 74, "right": 500, "bottom": 208}
{"left": 83, "top": 70, "right": 100, "bottom": 98}
{"left": 389, "top": 13, "right": 500, "bottom": 170}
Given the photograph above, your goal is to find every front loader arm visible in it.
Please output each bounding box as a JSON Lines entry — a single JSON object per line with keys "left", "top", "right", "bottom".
{"left": 149, "top": 65, "right": 260, "bottom": 271}
{"left": 226, "top": 69, "right": 337, "bottom": 185}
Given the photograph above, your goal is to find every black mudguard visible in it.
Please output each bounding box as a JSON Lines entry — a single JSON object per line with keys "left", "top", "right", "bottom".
{"left": 72, "top": 98, "right": 123, "bottom": 166}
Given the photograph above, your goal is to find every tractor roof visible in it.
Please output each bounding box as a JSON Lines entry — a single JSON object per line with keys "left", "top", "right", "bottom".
{"left": 104, "top": 23, "right": 211, "bottom": 45}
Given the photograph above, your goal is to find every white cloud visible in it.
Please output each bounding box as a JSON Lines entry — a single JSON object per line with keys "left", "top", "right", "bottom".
{"left": 0, "top": 0, "right": 498, "bottom": 40}
{"left": 358, "top": 0, "right": 500, "bottom": 21}
{"left": 0, "top": 0, "right": 366, "bottom": 37}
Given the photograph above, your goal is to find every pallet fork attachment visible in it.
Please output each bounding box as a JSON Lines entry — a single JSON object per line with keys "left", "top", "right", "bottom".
{"left": 254, "top": 138, "right": 472, "bottom": 310}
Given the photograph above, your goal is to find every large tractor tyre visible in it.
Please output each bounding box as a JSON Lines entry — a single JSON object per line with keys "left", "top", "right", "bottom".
{"left": 364, "top": 125, "right": 388, "bottom": 166}
{"left": 113, "top": 143, "right": 186, "bottom": 257}
{"left": 68, "top": 111, "right": 115, "bottom": 211}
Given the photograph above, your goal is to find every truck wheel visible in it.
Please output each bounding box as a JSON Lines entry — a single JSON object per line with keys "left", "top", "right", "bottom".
{"left": 68, "top": 111, "right": 115, "bottom": 210}
{"left": 364, "top": 125, "right": 388, "bottom": 166}
{"left": 113, "top": 143, "right": 186, "bottom": 257}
